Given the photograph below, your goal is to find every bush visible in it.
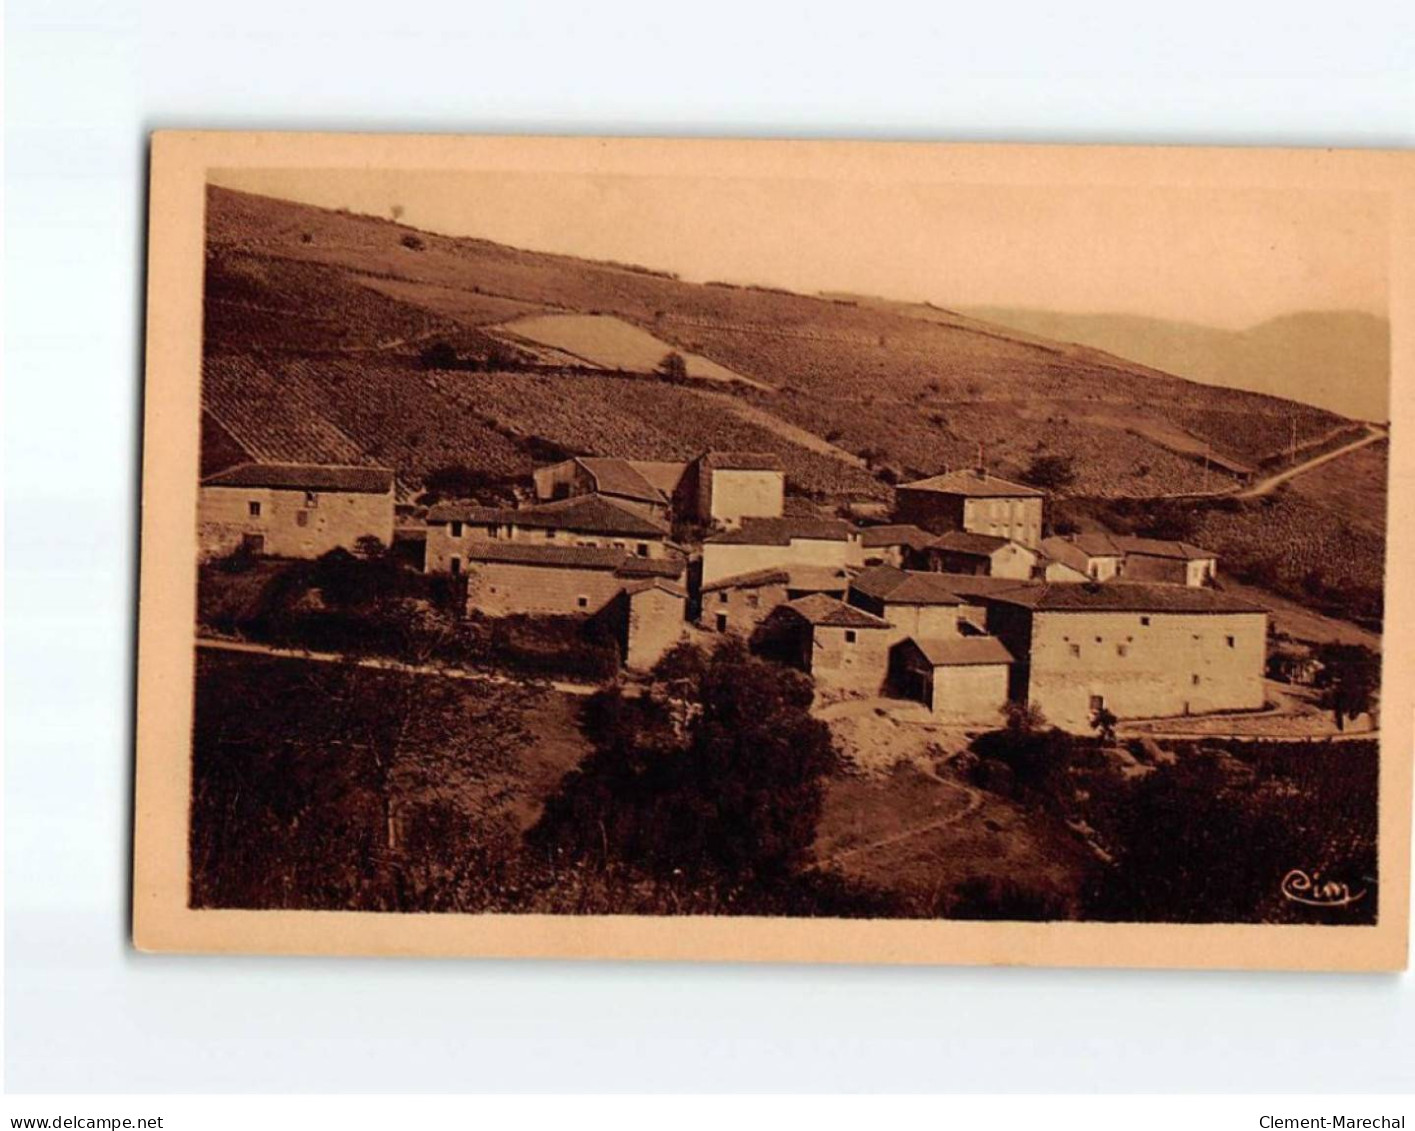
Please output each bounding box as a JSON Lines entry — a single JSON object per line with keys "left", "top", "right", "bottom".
{"left": 400, "top": 233, "right": 425, "bottom": 251}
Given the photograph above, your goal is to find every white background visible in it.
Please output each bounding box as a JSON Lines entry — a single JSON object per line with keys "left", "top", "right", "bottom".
{"left": 5, "top": 0, "right": 1415, "bottom": 1095}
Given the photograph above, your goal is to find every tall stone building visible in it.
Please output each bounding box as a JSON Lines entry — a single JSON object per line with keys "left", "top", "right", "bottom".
{"left": 893, "top": 469, "right": 1045, "bottom": 548}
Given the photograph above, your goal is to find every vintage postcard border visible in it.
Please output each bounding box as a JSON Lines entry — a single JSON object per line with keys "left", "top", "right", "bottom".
{"left": 134, "top": 132, "right": 1413, "bottom": 969}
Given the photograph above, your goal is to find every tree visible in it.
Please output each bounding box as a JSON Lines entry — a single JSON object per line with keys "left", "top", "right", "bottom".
{"left": 1020, "top": 453, "right": 1077, "bottom": 492}
{"left": 389, "top": 204, "right": 405, "bottom": 222}
{"left": 1314, "top": 643, "right": 1380, "bottom": 730}
{"left": 655, "top": 351, "right": 689, "bottom": 382}
{"left": 1090, "top": 704, "right": 1119, "bottom": 744}
{"left": 530, "top": 639, "right": 838, "bottom": 882}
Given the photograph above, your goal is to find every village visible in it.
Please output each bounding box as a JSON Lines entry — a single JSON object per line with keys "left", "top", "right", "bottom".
{"left": 194, "top": 442, "right": 1336, "bottom": 740}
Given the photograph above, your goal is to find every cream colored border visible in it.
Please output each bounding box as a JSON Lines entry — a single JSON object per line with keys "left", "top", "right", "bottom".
{"left": 134, "top": 132, "right": 1413, "bottom": 969}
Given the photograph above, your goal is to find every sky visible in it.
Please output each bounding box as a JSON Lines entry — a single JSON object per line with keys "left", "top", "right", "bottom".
{"left": 209, "top": 167, "right": 1389, "bottom": 329}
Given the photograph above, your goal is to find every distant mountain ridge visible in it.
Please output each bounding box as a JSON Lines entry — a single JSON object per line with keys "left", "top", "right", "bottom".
{"left": 955, "top": 307, "right": 1389, "bottom": 423}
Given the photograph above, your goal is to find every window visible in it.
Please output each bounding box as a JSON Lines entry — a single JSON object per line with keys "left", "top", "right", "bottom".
{"left": 637, "top": 542, "right": 650, "bottom": 557}
{"left": 1088, "top": 563, "right": 1100, "bottom": 579}
{"left": 489, "top": 526, "right": 501, "bottom": 539}
{"left": 576, "top": 595, "right": 589, "bottom": 609}
{"left": 746, "top": 591, "right": 760, "bottom": 609}
{"left": 295, "top": 510, "right": 309, "bottom": 527}
{"left": 844, "top": 630, "right": 857, "bottom": 644}
{"left": 1116, "top": 643, "right": 1128, "bottom": 657}
{"left": 449, "top": 558, "right": 461, "bottom": 576}
{"left": 1226, "top": 635, "right": 1236, "bottom": 648}
{"left": 1069, "top": 643, "right": 1081, "bottom": 658}
{"left": 1140, "top": 616, "right": 1150, "bottom": 626}
{"left": 612, "top": 541, "right": 626, "bottom": 550}
{"left": 1191, "top": 673, "right": 1201, "bottom": 686}
{"left": 450, "top": 521, "right": 463, "bottom": 538}
{"left": 248, "top": 501, "right": 261, "bottom": 517}
{"left": 304, "top": 491, "right": 318, "bottom": 508}
{"left": 718, "top": 591, "right": 729, "bottom": 604}
{"left": 544, "top": 529, "right": 557, "bottom": 540}
{"left": 1094, "top": 636, "right": 1103, "bottom": 643}
{"left": 715, "top": 613, "right": 729, "bottom": 633}
{"left": 1089, "top": 694, "right": 1105, "bottom": 712}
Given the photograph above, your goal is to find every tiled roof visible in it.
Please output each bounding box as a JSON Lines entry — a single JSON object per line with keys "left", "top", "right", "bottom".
{"left": 626, "top": 460, "right": 689, "bottom": 495}
{"left": 701, "top": 566, "right": 791, "bottom": 592}
{"left": 623, "top": 577, "right": 688, "bottom": 599}
{"left": 928, "top": 529, "right": 1013, "bottom": 555}
{"left": 897, "top": 469, "right": 1044, "bottom": 498}
{"left": 991, "top": 581, "right": 1265, "bottom": 614}
{"left": 910, "top": 636, "right": 1015, "bottom": 667}
{"left": 577, "top": 458, "right": 668, "bottom": 505}
{"left": 858, "top": 523, "right": 934, "bottom": 549}
{"left": 615, "top": 555, "right": 686, "bottom": 579}
{"left": 429, "top": 494, "right": 668, "bottom": 537}
{"left": 706, "top": 516, "right": 853, "bottom": 545}
{"left": 460, "top": 543, "right": 628, "bottom": 571}
{"left": 697, "top": 450, "right": 786, "bottom": 472}
{"left": 1039, "top": 536, "right": 1098, "bottom": 573}
{"left": 1113, "top": 536, "right": 1216, "bottom": 561}
{"left": 202, "top": 462, "right": 394, "bottom": 494}
{"left": 849, "top": 565, "right": 963, "bottom": 606}
{"left": 782, "top": 593, "right": 894, "bottom": 629}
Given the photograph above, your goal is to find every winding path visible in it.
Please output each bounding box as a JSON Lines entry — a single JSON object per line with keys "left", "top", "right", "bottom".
{"left": 1237, "top": 424, "right": 1386, "bottom": 498}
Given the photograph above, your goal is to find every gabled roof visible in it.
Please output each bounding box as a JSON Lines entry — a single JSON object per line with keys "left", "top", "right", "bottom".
{"left": 858, "top": 523, "right": 934, "bottom": 550}
{"left": 576, "top": 458, "right": 668, "bottom": 505}
{"left": 1112, "top": 536, "right": 1216, "bottom": 561}
{"left": 695, "top": 450, "right": 786, "bottom": 472}
{"left": 782, "top": 593, "right": 894, "bottom": 629}
{"left": 202, "top": 462, "right": 394, "bottom": 494}
{"left": 429, "top": 494, "right": 668, "bottom": 537}
{"left": 909, "top": 636, "right": 1015, "bottom": 667}
{"left": 897, "top": 469, "right": 1044, "bottom": 498}
{"left": 928, "top": 529, "right": 1014, "bottom": 555}
{"left": 849, "top": 565, "right": 963, "bottom": 607}
{"left": 989, "top": 581, "right": 1265, "bottom": 614}
{"left": 626, "top": 460, "right": 689, "bottom": 495}
{"left": 705, "top": 516, "right": 853, "bottom": 545}
{"left": 623, "top": 577, "right": 688, "bottom": 599}
{"left": 1038, "top": 536, "right": 1098, "bottom": 574}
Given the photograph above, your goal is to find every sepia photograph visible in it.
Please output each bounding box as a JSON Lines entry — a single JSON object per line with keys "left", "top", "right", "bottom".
{"left": 132, "top": 133, "right": 1413, "bottom": 968}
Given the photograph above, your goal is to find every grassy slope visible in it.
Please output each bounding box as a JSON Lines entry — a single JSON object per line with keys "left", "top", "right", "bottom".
{"left": 204, "top": 185, "right": 1351, "bottom": 501}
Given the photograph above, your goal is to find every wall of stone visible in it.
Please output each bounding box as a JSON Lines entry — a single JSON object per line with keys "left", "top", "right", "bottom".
{"left": 198, "top": 485, "right": 394, "bottom": 561}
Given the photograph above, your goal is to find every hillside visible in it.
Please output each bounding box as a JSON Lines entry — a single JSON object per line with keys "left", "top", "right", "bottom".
{"left": 957, "top": 307, "right": 1390, "bottom": 423}
{"left": 202, "top": 185, "right": 1354, "bottom": 504}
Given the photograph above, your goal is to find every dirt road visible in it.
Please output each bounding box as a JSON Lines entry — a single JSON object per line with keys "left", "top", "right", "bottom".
{"left": 1238, "top": 425, "right": 1386, "bottom": 498}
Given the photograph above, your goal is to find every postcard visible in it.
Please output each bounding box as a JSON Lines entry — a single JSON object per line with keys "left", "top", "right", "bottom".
{"left": 134, "top": 132, "right": 1411, "bottom": 968}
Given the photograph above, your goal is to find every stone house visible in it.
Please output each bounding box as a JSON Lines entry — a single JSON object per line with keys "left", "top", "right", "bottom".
{"left": 531, "top": 456, "right": 680, "bottom": 521}
{"left": 459, "top": 542, "right": 684, "bottom": 618}
{"left": 1039, "top": 533, "right": 1216, "bottom": 586}
{"left": 981, "top": 582, "right": 1269, "bottom": 731}
{"left": 923, "top": 530, "right": 1039, "bottom": 579}
{"left": 847, "top": 565, "right": 970, "bottom": 640}
{"left": 700, "top": 516, "right": 853, "bottom": 586}
{"left": 889, "top": 636, "right": 1014, "bottom": 724}
{"left": 426, "top": 493, "right": 672, "bottom": 574}
{"left": 593, "top": 578, "right": 689, "bottom": 671}
{"left": 698, "top": 564, "right": 850, "bottom": 636}
{"left": 893, "top": 468, "right": 1045, "bottom": 548}
{"left": 198, "top": 462, "right": 395, "bottom": 561}
{"left": 754, "top": 593, "right": 895, "bottom": 695}
{"left": 673, "top": 450, "right": 786, "bottom": 529}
